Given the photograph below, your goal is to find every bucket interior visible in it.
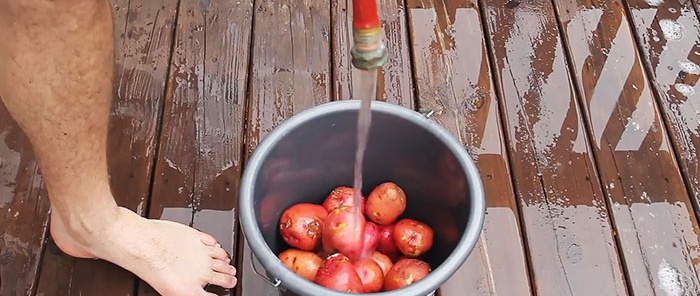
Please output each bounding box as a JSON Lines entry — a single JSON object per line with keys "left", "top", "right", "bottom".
{"left": 252, "top": 107, "right": 473, "bottom": 271}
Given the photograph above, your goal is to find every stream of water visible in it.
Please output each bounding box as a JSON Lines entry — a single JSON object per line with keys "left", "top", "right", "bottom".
{"left": 351, "top": 68, "right": 378, "bottom": 251}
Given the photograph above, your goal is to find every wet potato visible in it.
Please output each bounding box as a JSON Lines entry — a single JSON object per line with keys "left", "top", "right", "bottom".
{"left": 279, "top": 203, "right": 328, "bottom": 251}
{"left": 278, "top": 249, "right": 323, "bottom": 281}
{"left": 314, "top": 253, "right": 364, "bottom": 293}
{"left": 322, "top": 186, "right": 365, "bottom": 215}
{"left": 322, "top": 206, "right": 366, "bottom": 261}
{"left": 365, "top": 182, "right": 407, "bottom": 225}
{"left": 383, "top": 258, "right": 431, "bottom": 291}
{"left": 353, "top": 258, "right": 385, "bottom": 293}
{"left": 393, "top": 218, "right": 434, "bottom": 257}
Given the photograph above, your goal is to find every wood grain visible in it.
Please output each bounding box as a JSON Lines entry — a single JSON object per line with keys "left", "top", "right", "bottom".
{"left": 479, "top": 0, "right": 629, "bottom": 294}
{"left": 331, "top": 0, "right": 414, "bottom": 108}
{"left": 404, "top": 0, "right": 532, "bottom": 295}
{"left": 33, "top": 1, "right": 179, "bottom": 295}
{"left": 553, "top": 0, "right": 700, "bottom": 294}
{"left": 138, "top": 0, "right": 253, "bottom": 295}
{"left": 235, "top": 0, "right": 331, "bottom": 294}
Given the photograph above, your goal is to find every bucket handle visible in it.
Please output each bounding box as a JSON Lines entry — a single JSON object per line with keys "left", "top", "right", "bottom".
{"left": 250, "top": 251, "right": 282, "bottom": 287}
{"left": 421, "top": 109, "right": 436, "bottom": 119}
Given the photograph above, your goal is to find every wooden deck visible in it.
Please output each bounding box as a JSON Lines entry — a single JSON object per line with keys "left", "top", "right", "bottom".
{"left": 2, "top": 0, "right": 700, "bottom": 295}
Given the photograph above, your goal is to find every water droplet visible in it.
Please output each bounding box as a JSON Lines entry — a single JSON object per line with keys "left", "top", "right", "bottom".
{"left": 653, "top": 36, "right": 661, "bottom": 42}
{"left": 668, "top": 7, "right": 677, "bottom": 13}
{"left": 677, "top": 60, "right": 700, "bottom": 75}
{"left": 659, "top": 19, "right": 684, "bottom": 41}
{"left": 644, "top": 0, "right": 664, "bottom": 5}
{"left": 658, "top": 259, "right": 686, "bottom": 296}
{"left": 674, "top": 83, "right": 695, "bottom": 96}
{"left": 609, "top": 182, "right": 615, "bottom": 189}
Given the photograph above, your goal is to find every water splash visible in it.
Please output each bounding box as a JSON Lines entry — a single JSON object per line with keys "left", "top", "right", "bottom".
{"left": 659, "top": 19, "right": 684, "bottom": 41}
{"left": 644, "top": 0, "right": 664, "bottom": 6}
{"left": 658, "top": 259, "right": 685, "bottom": 296}
{"left": 674, "top": 83, "right": 695, "bottom": 96}
{"left": 678, "top": 60, "right": 700, "bottom": 75}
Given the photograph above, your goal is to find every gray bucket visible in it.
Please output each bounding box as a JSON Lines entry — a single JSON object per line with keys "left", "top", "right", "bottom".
{"left": 239, "top": 100, "right": 485, "bottom": 295}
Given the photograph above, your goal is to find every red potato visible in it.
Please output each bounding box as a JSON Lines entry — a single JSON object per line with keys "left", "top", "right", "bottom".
{"left": 279, "top": 203, "right": 328, "bottom": 251}
{"left": 322, "top": 206, "right": 366, "bottom": 261}
{"left": 314, "top": 253, "right": 364, "bottom": 293}
{"left": 353, "top": 258, "right": 385, "bottom": 293}
{"left": 370, "top": 251, "right": 393, "bottom": 276}
{"left": 365, "top": 182, "right": 407, "bottom": 225}
{"left": 278, "top": 249, "right": 323, "bottom": 281}
{"left": 322, "top": 186, "right": 365, "bottom": 215}
{"left": 393, "top": 218, "right": 434, "bottom": 257}
{"left": 383, "top": 258, "right": 431, "bottom": 291}
{"left": 377, "top": 224, "right": 400, "bottom": 259}
{"left": 360, "top": 221, "right": 380, "bottom": 259}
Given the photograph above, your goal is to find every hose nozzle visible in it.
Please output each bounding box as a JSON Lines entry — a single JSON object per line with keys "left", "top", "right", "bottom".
{"left": 351, "top": 27, "right": 388, "bottom": 70}
{"left": 350, "top": 0, "right": 387, "bottom": 70}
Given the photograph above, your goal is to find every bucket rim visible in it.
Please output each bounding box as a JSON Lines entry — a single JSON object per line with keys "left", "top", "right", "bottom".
{"left": 239, "top": 100, "right": 486, "bottom": 296}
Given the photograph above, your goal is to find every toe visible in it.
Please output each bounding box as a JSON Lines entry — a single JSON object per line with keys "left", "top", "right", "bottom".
{"left": 212, "top": 259, "right": 236, "bottom": 275}
{"left": 208, "top": 272, "right": 237, "bottom": 289}
{"left": 208, "top": 246, "right": 230, "bottom": 261}
{"left": 198, "top": 232, "right": 218, "bottom": 246}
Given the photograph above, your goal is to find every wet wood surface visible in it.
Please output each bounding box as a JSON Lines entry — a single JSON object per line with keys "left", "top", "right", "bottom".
{"left": 554, "top": 0, "right": 700, "bottom": 294}
{"left": 0, "top": 102, "right": 50, "bottom": 296}
{"left": 4, "top": 0, "right": 700, "bottom": 295}
{"left": 405, "top": 0, "right": 532, "bottom": 295}
{"left": 480, "top": 0, "right": 629, "bottom": 294}
{"left": 234, "top": 0, "right": 331, "bottom": 295}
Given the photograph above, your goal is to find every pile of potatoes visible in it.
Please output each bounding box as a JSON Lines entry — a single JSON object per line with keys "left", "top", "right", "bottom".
{"left": 277, "top": 182, "right": 435, "bottom": 293}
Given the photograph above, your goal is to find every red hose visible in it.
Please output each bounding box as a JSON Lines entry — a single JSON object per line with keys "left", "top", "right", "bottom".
{"left": 352, "top": 0, "right": 380, "bottom": 29}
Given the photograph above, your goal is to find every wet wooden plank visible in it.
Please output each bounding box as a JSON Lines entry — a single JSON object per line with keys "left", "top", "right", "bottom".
{"left": 552, "top": 0, "right": 700, "bottom": 294}
{"left": 331, "top": 0, "right": 414, "bottom": 108}
{"left": 0, "top": 101, "right": 50, "bottom": 295}
{"left": 479, "top": 0, "right": 629, "bottom": 295}
{"left": 33, "top": 1, "right": 179, "bottom": 295}
{"left": 234, "top": 0, "right": 331, "bottom": 295}
{"left": 403, "top": 0, "right": 532, "bottom": 295}
{"left": 137, "top": 0, "right": 254, "bottom": 295}
{"left": 625, "top": 0, "right": 700, "bottom": 232}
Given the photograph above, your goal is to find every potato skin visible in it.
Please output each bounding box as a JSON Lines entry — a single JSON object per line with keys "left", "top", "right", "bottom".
{"left": 279, "top": 203, "right": 328, "bottom": 251}
{"left": 322, "top": 206, "right": 366, "bottom": 261}
{"left": 278, "top": 249, "right": 323, "bottom": 281}
{"left": 370, "top": 251, "right": 394, "bottom": 276}
{"left": 365, "top": 182, "right": 407, "bottom": 225}
{"left": 360, "top": 221, "right": 379, "bottom": 259}
{"left": 393, "top": 218, "right": 434, "bottom": 257}
{"left": 353, "top": 258, "right": 385, "bottom": 292}
{"left": 377, "top": 224, "right": 400, "bottom": 260}
{"left": 383, "top": 258, "right": 431, "bottom": 291}
{"left": 314, "top": 253, "right": 364, "bottom": 293}
{"left": 322, "top": 186, "right": 365, "bottom": 215}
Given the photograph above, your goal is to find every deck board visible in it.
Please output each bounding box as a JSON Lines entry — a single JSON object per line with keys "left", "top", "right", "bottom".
{"left": 553, "top": 0, "right": 700, "bottom": 294}
{"left": 479, "top": 0, "right": 629, "bottom": 294}
{"left": 33, "top": 1, "right": 179, "bottom": 295}
{"left": 138, "top": 0, "right": 253, "bottom": 295}
{"left": 234, "top": 0, "right": 332, "bottom": 294}
{"left": 624, "top": 0, "right": 700, "bottom": 221}
{"left": 0, "top": 102, "right": 50, "bottom": 296}
{"left": 404, "top": 0, "right": 532, "bottom": 295}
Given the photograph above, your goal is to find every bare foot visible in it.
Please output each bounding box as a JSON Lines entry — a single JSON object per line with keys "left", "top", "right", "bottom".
{"left": 50, "top": 205, "right": 237, "bottom": 296}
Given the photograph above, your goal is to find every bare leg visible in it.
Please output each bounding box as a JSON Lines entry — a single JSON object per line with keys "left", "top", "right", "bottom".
{"left": 0, "top": 1, "right": 236, "bottom": 295}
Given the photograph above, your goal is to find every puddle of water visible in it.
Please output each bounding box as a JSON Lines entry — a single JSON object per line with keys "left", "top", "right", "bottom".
{"left": 612, "top": 201, "right": 700, "bottom": 295}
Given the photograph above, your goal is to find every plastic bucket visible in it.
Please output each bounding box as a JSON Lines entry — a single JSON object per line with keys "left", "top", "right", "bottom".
{"left": 239, "top": 100, "right": 485, "bottom": 295}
